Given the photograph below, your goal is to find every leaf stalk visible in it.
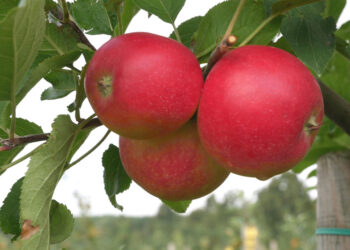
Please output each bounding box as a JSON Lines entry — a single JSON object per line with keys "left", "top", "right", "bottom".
{"left": 67, "top": 129, "right": 111, "bottom": 169}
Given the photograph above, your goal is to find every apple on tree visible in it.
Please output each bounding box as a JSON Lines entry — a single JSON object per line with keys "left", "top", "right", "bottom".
{"left": 84, "top": 32, "right": 203, "bottom": 139}
{"left": 119, "top": 119, "right": 229, "bottom": 201}
{"left": 85, "top": 32, "right": 324, "bottom": 202}
{"left": 198, "top": 45, "right": 324, "bottom": 180}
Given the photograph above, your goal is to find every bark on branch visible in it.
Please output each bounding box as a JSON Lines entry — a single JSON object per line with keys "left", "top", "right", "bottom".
{"left": 317, "top": 79, "right": 350, "bottom": 136}
{"left": 0, "top": 118, "right": 102, "bottom": 151}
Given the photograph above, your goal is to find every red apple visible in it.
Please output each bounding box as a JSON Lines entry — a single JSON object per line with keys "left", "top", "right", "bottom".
{"left": 85, "top": 32, "right": 203, "bottom": 139}
{"left": 198, "top": 45, "right": 324, "bottom": 180}
{"left": 119, "top": 120, "right": 229, "bottom": 201}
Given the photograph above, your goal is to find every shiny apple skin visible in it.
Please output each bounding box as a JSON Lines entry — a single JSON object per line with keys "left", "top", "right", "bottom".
{"left": 119, "top": 120, "right": 229, "bottom": 201}
{"left": 85, "top": 32, "right": 203, "bottom": 139}
{"left": 198, "top": 45, "right": 324, "bottom": 180}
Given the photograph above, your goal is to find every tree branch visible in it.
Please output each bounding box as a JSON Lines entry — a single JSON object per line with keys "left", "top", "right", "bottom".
{"left": 317, "top": 79, "right": 350, "bottom": 136}
{"left": 49, "top": 2, "right": 96, "bottom": 51}
{"left": 66, "top": 19, "right": 96, "bottom": 51}
{"left": 0, "top": 134, "right": 49, "bottom": 151}
{"left": 0, "top": 118, "right": 103, "bottom": 151}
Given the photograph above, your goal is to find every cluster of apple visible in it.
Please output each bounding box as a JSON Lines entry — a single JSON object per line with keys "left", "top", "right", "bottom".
{"left": 85, "top": 32, "right": 324, "bottom": 201}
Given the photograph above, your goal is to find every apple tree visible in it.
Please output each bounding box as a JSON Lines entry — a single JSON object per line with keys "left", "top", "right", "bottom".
{"left": 0, "top": 0, "right": 349, "bottom": 249}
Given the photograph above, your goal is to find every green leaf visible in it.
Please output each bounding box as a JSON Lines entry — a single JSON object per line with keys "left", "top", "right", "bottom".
{"left": 113, "top": 0, "right": 140, "bottom": 35}
{"left": 16, "top": 51, "right": 81, "bottom": 104}
{"left": 102, "top": 144, "right": 132, "bottom": 210}
{"left": 281, "top": 4, "right": 335, "bottom": 75}
{"left": 0, "top": 101, "right": 11, "bottom": 130}
{"left": 67, "top": 128, "right": 92, "bottom": 163}
{"left": 335, "top": 36, "right": 350, "bottom": 61}
{"left": 103, "top": 0, "right": 121, "bottom": 29}
{"left": 45, "top": 70, "right": 77, "bottom": 90}
{"left": 0, "top": 178, "right": 23, "bottom": 239}
{"left": 271, "top": 36, "right": 294, "bottom": 54}
{"left": 40, "top": 23, "right": 80, "bottom": 57}
{"left": 264, "top": 0, "right": 280, "bottom": 16}
{"left": 133, "top": 0, "right": 185, "bottom": 24}
{"left": 0, "top": 0, "right": 20, "bottom": 21}
{"left": 41, "top": 70, "right": 77, "bottom": 100}
{"left": 0, "top": 0, "right": 46, "bottom": 101}
{"left": 336, "top": 21, "right": 350, "bottom": 41}
{"left": 335, "top": 22, "right": 350, "bottom": 61}
{"left": 271, "top": 0, "right": 322, "bottom": 15}
{"left": 0, "top": 147, "right": 23, "bottom": 171}
{"left": 70, "top": 0, "right": 113, "bottom": 35}
{"left": 321, "top": 51, "right": 350, "bottom": 102}
{"left": 77, "top": 43, "right": 94, "bottom": 64}
{"left": 161, "top": 199, "right": 191, "bottom": 213}
{"left": 325, "top": 0, "right": 346, "bottom": 21}
{"left": 1, "top": 189, "right": 75, "bottom": 244}
{"left": 307, "top": 169, "right": 316, "bottom": 178}
{"left": 20, "top": 115, "right": 78, "bottom": 249}
{"left": 49, "top": 200, "right": 74, "bottom": 244}
{"left": 0, "top": 118, "right": 43, "bottom": 173}
{"left": 14, "top": 118, "right": 43, "bottom": 136}
{"left": 170, "top": 16, "right": 203, "bottom": 49}
{"left": 193, "top": 0, "right": 280, "bottom": 58}
{"left": 41, "top": 88, "right": 72, "bottom": 101}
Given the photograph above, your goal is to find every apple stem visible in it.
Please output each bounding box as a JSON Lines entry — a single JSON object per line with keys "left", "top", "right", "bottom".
{"left": 202, "top": 0, "right": 246, "bottom": 79}
{"left": 306, "top": 123, "right": 322, "bottom": 132}
{"left": 305, "top": 116, "right": 322, "bottom": 135}
{"left": 116, "top": 3, "right": 123, "bottom": 36}
{"left": 203, "top": 35, "right": 237, "bottom": 79}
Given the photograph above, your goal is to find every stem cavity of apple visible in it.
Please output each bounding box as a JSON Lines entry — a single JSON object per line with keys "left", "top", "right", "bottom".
{"left": 304, "top": 113, "right": 322, "bottom": 136}
{"left": 97, "top": 75, "right": 113, "bottom": 97}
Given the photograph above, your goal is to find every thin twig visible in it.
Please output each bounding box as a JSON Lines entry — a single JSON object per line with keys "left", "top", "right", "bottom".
{"left": 0, "top": 144, "right": 45, "bottom": 175}
{"left": 0, "top": 133, "right": 50, "bottom": 151}
{"left": 49, "top": 3, "right": 96, "bottom": 51}
{"left": 66, "top": 20, "right": 96, "bottom": 51}
{"left": 116, "top": 3, "right": 123, "bottom": 36}
{"left": 75, "top": 65, "right": 88, "bottom": 122}
{"left": 0, "top": 117, "right": 102, "bottom": 151}
{"left": 67, "top": 129, "right": 111, "bottom": 169}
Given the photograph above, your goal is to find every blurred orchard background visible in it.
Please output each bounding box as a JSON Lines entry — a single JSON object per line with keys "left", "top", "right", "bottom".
{"left": 0, "top": 0, "right": 349, "bottom": 249}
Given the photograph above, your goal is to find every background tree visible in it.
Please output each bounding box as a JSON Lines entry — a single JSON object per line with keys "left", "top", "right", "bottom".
{"left": 254, "top": 173, "right": 316, "bottom": 249}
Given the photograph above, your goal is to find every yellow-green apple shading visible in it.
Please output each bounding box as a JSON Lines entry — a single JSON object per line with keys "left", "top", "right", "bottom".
{"left": 85, "top": 32, "right": 203, "bottom": 139}
{"left": 198, "top": 45, "right": 324, "bottom": 180}
{"left": 119, "top": 120, "right": 229, "bottom": 201}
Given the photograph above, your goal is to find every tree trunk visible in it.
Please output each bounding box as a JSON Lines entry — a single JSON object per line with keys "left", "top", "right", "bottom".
{"left": 317, "top": 151, "right": 350, "bottom": 250}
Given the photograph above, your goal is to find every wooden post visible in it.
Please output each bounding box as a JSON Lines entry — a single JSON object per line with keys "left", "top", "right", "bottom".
{"left": 317, "top": 151, "right": 350, "bottom": 250}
